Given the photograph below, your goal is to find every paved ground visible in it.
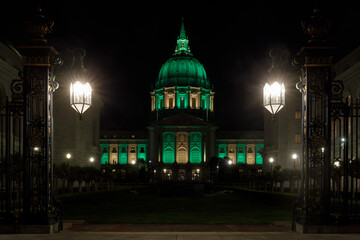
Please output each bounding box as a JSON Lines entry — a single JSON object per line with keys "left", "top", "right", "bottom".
{"left": 1, "top": 223, "right": 360, "bottom": 240}
{"left": 1, "top": 232, "right": 360, "bottom": 240}
{"left": 65, "top": 222, "right": 293, "bottom": 232}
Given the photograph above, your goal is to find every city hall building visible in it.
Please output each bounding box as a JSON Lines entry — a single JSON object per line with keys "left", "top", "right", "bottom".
{"left": 99, "top": 19, "right": 264, "bottom": 182}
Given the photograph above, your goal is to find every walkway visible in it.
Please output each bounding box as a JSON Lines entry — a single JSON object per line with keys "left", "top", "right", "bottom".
{"left": 1, "top": 231, "right": 360, "bottom": 240}
{"left": 65, "top": 222, "right": 292, "bottom": 232}
{"left": 1, "top": 222, "right": 360, "bottom": 239}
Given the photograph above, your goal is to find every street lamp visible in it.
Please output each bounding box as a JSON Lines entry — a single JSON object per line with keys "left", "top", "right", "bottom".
{"left": 269, "top": 157, "right": 274, "bottom": 171}
{"left": 69, "top": 48, "right": 92, "bottom": 119}
{"left": 263, "top": 81, "right": 285, "bottom": 115}
{"left": 70, "top": 80, "right": 92, "bottom": 116}
{"left": 89, "top": 157, "right": 94, "bottom": 163}
{"left": 263, "top": 48, "right": 288, "bottom": 115}
{"left": 292, "top": 153, "right": 297, "bottom": 170}
{"left": 66, "top": 153, "right": 71, "bottom": 165}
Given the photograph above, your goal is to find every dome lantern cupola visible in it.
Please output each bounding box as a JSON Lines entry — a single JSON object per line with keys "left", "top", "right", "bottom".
{"left": 174, "top": 17, "right": 192, "bottom": 56}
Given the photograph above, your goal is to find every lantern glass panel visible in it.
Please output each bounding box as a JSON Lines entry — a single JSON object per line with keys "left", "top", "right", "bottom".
{"left": 263, "top": 82, "right": 285, "bottom": 114}
{"left": 70, "top": 81, "right": 92, "bottom": 114}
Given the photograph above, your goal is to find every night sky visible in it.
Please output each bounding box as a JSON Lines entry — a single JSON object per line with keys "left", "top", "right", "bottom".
{"left": 1, "top": 1, "right": 360, "bottom": 131}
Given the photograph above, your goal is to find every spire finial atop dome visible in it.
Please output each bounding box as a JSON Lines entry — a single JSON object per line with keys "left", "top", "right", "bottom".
{"left": 174, "top": 17, "right": 192, "bottom": 56}
{"left": 179, "top": 16, "right": 186, "bottom": 39}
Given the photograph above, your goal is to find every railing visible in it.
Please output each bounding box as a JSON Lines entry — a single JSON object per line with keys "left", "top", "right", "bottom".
{"left": 330, "top": 98, "right": 360, "bottom": 222}
{"left": 0, "top": 100, "right": 24, "bottom": 225}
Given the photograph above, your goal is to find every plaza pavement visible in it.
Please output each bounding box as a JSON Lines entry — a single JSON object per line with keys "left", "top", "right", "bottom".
{"left": 1, "top": 222, "right": 360, "bottom": 239}
{"left": 1, "top": 232, "right": 360, "bottom": 240}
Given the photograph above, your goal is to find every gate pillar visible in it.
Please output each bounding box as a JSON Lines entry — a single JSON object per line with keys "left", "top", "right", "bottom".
{"left": 295, "top": 8, "right": 336, "bottom": 231}
{"left": 17, "top": 6, "right": 60, "bottom": 232}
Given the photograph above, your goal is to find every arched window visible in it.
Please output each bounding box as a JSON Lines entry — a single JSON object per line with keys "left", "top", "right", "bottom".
{"left": 190, "top": 132, "right": 202, "bottom": 164}
{"left": 164, "top": 146, "right": 174, "bottom": 163}
{"left": 176, "top": 132, "right": 189, "bottom": 164}
{"left": 163, "top": 132, "right": 175, "bottom": 164}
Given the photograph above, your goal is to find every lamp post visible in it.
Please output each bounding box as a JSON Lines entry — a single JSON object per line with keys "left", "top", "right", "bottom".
{"left": 292, "top": 153, "right": 297, "bottom": 170}
{"left": 66, "top": 153, "right": 71, "bottom": 165}
{"left": 269, "top": 157, "right": 274, "bottom": 171}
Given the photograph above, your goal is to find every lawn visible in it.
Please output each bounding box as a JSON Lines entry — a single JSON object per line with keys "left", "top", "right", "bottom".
{"left": 57, "top": 184, "right": 298, "bottom": 224}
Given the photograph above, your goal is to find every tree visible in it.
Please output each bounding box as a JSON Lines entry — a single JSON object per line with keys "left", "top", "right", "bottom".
{"left": 82, "top": 166, "right": 101, "bottom": 192}
{"left": 53, "top": 162, "right": 69, "bottom": 192}
{"left": 272, "top": 165, "right": 282, "bottom": 191}
{"left": 67, "top": 166, "right": 82, "bottom": 193}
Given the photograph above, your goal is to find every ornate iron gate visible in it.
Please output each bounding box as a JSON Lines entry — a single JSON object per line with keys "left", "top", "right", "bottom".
{"left": 294, "top": 8, "right": 360, "bottom": 231}
{"left": 330, "top": 96, "right": 360, "bottom": 223}
{"left": 0, "top": 98, "right": 24, "bottom": 226}
{"left": 0, "top": 6, "right": 63, "bottom": 232}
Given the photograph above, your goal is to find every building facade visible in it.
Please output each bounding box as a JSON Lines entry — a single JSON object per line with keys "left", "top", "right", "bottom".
{"left": 99, "top": 19, "right": 265, "bottom": 182}
{"left": 0, "top": 40, "right": 22, "bottom": 106}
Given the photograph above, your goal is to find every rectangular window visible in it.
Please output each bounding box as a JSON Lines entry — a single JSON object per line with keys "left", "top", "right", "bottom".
{"left": 100, "top": 144, "right": 109, "bottom": 164}
{"left": 180, "top": 97, "right": 185, "bottom": 108}
{"left": 137, "top": 144, "right": 147, "bottom": 161}
{"left": 295, "top": 110, "right": 301, "bottom": 119}
{"left": 119, "top": 144, "right": 128, "bottom": 164}
{"left": 192, "top": 98, "right": 196, "bottom": 109}
{"left": 152, "top": 97, "right": 156, "bottom": 111}
{"left": 217, "top": 144, "right": 227, "bottom": 159}
{"left": 169, "top": 98, "right": 173, "bottom": 109}
{"left": 237, "top": 144, "right": 246, "bottom": 164}
{"left": 255, "top": 144, "right": 264, "bottom": 165}
{"left": 227, "top": 144, "right": 236, "bottom": 163}
{"left": 246, "top": 144, "right": 255, "bottom": 165}
{"left": 295, "top": 134, "right": 301, "bottom": 144}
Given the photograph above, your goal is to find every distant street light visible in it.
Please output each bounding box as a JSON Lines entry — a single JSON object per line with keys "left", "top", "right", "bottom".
{"left": 89, "top": 157, "right": 94, "bottom": 163}
{"left": 66, "top": 153, "right": 71, "bottom": 165}
{"left": 269, "top": 157, "right": 274, "bottom": 171}
{"left": 292, "top": 153, "right": 298, "bottom": 170}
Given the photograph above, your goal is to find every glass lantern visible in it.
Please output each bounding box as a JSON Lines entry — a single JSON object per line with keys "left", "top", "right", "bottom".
{"left": 263, "top": 81, "right": 285, "bottom": 115}
{"left": 70, "top": 81, "right": 92, "bottom": 115}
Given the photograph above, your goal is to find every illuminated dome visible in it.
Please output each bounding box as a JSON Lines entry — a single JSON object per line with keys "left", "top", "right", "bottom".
{"left": 150, "top": 18, "right": 215, "bottom": 117}
{"left": 156, "top": 56, "right": 209, "bottom": 88}
{"left": 155, "top": 18, "right": 210, "bottom": 89}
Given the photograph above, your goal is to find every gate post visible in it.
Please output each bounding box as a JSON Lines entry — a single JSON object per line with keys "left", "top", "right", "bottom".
{"left": 295, "top": 8, "right": 336, "bottom": 232}
{"left": 17, "top": 6, "right": 59, "bottom": 233}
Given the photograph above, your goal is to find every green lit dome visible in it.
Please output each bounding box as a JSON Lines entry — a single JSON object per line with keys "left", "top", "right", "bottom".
{"left": 156, "top": 56, "right": 209, "bottom": 88}
{"left": 155, "top": 18, "right": 210, "bottom": 89}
